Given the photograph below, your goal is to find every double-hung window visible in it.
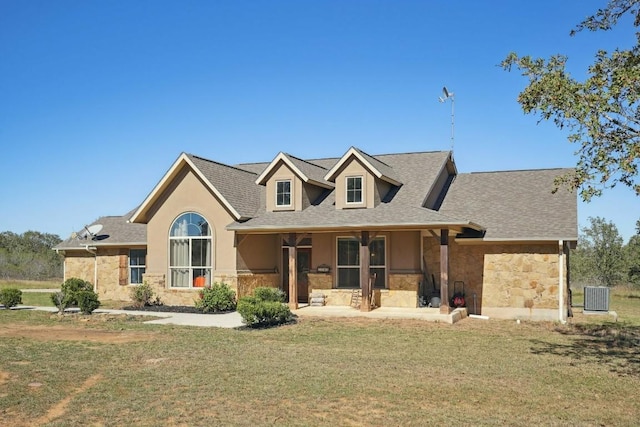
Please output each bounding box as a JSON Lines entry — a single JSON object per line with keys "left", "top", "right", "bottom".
{"left": 336, "top": 236, "right": 386, "bottom": 288}
{"left": 129, "top": 249, "right": 146, "bottom": 284}
{"left": 169, "top": 212, "right": 212, "bottom": 288}
{"left": 346, "top": 176, "right": 363, "bottom": 204}
{"left": 276, "top": 179, "right": 292, "bottom": 207}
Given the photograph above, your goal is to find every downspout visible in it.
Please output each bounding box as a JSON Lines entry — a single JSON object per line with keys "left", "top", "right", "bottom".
{"left": 558, "top": 240, "right": 564, "bottom": 322}
{"left": 84, "top": 245, "right": 98, "bottom": 292}
{"left": 55, "top": 249, "right": 66, "bottom": 281}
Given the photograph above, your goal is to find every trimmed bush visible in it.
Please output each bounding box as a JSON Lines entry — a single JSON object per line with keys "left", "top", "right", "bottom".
{"left": 237, "top": 287, "right": 293, "bottom": 327}
{"left": 195, "top": 282, "right": 236, "bottom": 313}
{"left": 0, "top": 288, "right": 22, "bottom": 308}
{"left": 253, "top": 287, "right": 286, "bottom": 302}
{"left": 130, "top": 282, "right": 154, "bottom": 308}
{"left": 60, "top": 278, "right": 93, "bottom": 306}
{"left": 76, "top": 290, "right": 100, "bottom": 314}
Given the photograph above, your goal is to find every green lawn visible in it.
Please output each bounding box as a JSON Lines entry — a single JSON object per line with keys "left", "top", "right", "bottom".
{"left": 1, "top": 294, "right": 639, "bottom": 426}
{"left": 0, "top": 279, "right": 61, "bottom": 290}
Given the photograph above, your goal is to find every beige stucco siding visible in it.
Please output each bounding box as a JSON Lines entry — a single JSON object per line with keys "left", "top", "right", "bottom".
{"left": 390, "top": 231, "right": 420, "bottom": 272}
{"left": 311, "top": 233, "right": 333, "bottom": 268}
{"left": 334, "top": 159, "right": 375, "bottom": 209}
{"left": 144, "top": 166, "right": 238, "bottom": 284}
{"left": 265, "top": 161, "right": 303, "bottom": 211}
{"left": 237, "top": 234, "right": 278, "bottom": 271}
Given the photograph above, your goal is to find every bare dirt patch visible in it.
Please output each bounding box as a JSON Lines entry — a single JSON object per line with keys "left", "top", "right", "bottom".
{"left": 32, "top": 373, "right": 103, "bottom": 425}
{"left": 0, "top": 370, "right": 9, "bottom": 386}
{"left": 0, "top": 325, "right": 154, "bottom": 344}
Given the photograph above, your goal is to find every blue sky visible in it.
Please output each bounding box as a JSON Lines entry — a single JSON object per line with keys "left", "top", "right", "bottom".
{"left": 1, "top": 0, "right": 638, "bottom": 242}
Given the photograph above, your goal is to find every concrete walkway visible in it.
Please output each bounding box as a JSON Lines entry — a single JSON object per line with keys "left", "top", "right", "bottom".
{"left": 9, "top": 300, "right": 466, "bottom": 328}
{"left": 19, "top": 306, "right": 246, "bottom": 328}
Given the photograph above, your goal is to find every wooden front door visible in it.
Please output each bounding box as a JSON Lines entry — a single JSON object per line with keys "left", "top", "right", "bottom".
{"left": 282, "top": 247, "right": 311, "bottom": 303}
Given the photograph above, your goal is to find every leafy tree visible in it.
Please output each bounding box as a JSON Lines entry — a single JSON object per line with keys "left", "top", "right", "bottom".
{"left": 580, "top": 216, "right": 625, "bottom": 286}
{"left": 502, "top": 0, "right": 640, "bottom": 201}
{"left": 625, "top": 219, "right": 640, "bottom": 286}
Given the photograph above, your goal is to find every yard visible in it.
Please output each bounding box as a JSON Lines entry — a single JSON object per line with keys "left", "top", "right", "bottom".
{"left": 0, "top": 283, "right": 639, "bottom": 426}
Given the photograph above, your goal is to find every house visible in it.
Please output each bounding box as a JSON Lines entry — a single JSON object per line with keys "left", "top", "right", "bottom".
{"left": 54, "top": 147, "right": 578, "bottom": 321}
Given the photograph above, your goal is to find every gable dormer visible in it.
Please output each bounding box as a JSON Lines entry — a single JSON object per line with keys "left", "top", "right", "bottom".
{"left": 324, "top": 147, "right": 402, "bottom": 209}
{"left": 256, "top": 152, "right": 333, "bottom": 212}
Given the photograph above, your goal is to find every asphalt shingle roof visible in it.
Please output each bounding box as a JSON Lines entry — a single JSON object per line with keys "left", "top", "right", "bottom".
{"left": 187, "top": 154, "right": 262, "bottom": 219}
{"left": 54, "top": 209, "right": 146, "bottom": 250}
{"left": 56, "top": 148, "right": 578, "bottom": 247}
{"left": 439, "top": 168, "right": 578, "bottom": 240}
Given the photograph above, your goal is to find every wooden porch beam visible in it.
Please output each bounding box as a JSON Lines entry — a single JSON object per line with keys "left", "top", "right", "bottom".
{"left": 360, "top": 231, "right": 371, "bottom": 312}
{"left": 439, "top": 229, "right": 451, "bottom": 314}
{"left": 288, "top": 233, "right": 298, "bottom": 310}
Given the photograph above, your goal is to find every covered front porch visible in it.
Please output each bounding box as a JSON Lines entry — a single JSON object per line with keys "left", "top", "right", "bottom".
{"left": 275, "top": 227, "right": 462, "bottom": 315}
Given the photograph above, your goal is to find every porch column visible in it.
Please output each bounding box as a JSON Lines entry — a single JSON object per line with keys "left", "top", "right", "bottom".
{"left": 288, "top": 233, "right": 298, "bottom": 310}
{"left": 439, "top": 229, "right": 450, "bottom": 314}
{"left": 360, "top": 231, "right": 371, "bottom": 312}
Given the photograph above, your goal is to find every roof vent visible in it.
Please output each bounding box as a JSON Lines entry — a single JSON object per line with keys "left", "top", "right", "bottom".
{"left": 584, "top": 286, "right": 610, "bottom": 312}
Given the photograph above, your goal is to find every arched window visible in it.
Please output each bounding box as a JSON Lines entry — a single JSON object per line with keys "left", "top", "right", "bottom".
{"left": 169, "top": 212, "right": 212, "bottom": 288}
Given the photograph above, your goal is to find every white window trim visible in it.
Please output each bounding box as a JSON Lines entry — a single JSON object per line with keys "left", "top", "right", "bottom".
{"left": 275, "top": 179, "right": 293, "bottom": 208}
{"left": 345, "top": 175, "right": 363, "bottom": 205}
{"left": 129, "top": 249, "right": 146, "bottom": 285}
{"left": 168, "top": 212, "right": 213, "bottom": 289}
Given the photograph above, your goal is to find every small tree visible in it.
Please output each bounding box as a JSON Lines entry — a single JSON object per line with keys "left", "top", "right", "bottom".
{"left": 130, "top": 282, "right": 154, "bottom": 308}
{"left": 582, "top": 216, "right": 625, "bottom": 286}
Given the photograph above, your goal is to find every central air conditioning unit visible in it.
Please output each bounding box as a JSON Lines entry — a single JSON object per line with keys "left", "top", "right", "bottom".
{"left": 584, "top": 286, "right": 610, "bottom": 312}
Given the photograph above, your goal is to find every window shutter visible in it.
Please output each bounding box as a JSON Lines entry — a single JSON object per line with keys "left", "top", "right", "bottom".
{"left": 119, "top": 254, "right": 128, "bottom": 286}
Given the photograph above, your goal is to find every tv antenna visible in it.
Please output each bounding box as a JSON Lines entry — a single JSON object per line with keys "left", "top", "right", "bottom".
{"left": 439, "top": 86, "right": 455, "bottom": 153}
{"left": 78, "top": 224, "right": 103, "bottom": 240}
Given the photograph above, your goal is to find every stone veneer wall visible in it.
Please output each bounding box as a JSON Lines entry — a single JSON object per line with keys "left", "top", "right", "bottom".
{"left": 64, "top": 254, "right": 95, "bottom": 286}
{"left": 309, "top": 273, "right": 421, "bottom": 308}
{"left": 380, "top": 273, "right": 421, "bottom": 308}
{"left": 237, "top": 273, "right": 280, "bottom": 298}
{"left": 423, "top": 237, "right": 565, "bottom": 319}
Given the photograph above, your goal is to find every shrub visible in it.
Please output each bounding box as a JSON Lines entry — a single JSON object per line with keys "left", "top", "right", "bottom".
{"left": 253, "top": 286, "right": 286, "bottom": 302}
{"left": 237, "top": 287, "right": 293, "bottom": 327}
{"left": 0, "top": 288, "right": 22, "bottom": 308}
{"left": 76, "top": 290, "right": 100, "bottom": 314}
{"left": 130, "top": 282, "right": 154, "bottom": 308}
{"left": 195, "top": 282, "right": 236, "bottom": 313}
{"left": 61, "top": 278, "right": 93, "bottom": 306}
{"left": 51, "top": 291, "right": 70, "bottom": 313}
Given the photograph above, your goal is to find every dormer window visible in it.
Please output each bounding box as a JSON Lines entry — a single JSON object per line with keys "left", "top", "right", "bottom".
{"left": 276, "top": 179, "right": 292, "bottom": 207}
{"left": 346, "top": 176, "right": 363, "bottom": 204}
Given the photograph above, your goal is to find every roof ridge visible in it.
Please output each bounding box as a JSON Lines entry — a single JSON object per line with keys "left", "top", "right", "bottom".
{"left": 464, "top": 167, "right": 573, "bottom": 175}
{"left": 352, "top": 146, "right": 393, "bottom": 168}
{"left": 282, "top": 152, "right": 329, "bottom": 171}
{"left": 187, "top": 153, "right": 259, "bottom": 176}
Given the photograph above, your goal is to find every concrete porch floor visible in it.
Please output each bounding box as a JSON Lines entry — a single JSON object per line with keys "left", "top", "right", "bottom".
{"left": 292, "top": 305, "right": 468, "bottom": 324}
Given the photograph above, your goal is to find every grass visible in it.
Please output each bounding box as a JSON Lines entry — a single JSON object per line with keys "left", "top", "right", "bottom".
{"left": 1, "top": 295, "right": 640, "bottom": 426}
{"left": 0, "top": 279, "right": 61, "bottom": 290}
